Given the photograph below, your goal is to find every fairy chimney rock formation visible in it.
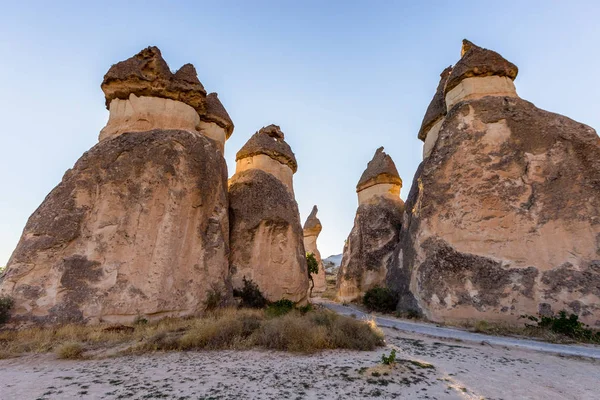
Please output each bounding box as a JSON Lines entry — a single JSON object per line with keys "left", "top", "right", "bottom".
{"left": 419, "top": 66, "right": 452, "bottom": 159}
{"left": 444, "top": 40, "right": 518, "bottom": 111}
{"left": 387, "top": 39, "right": 600, "bottom": 326}
{"left": 234, "top": 124, "right": 297, "bottom": 193}
{"left": 99, "top": 46, "right": 234, "bottom": 152}
{"left": 229, "top": 125, "right": 309, "bottom": 303}
{"left": 0, "top": 47, "right": 233, "bottom": 326}
{"left": 356, "top": 147, "right": 403, "bottom": 205}
{"left": 337, "top": 148, "right": 405, "bottom": 302}
{"left": 303, "top": 206, "right": 327, "bottom": 293}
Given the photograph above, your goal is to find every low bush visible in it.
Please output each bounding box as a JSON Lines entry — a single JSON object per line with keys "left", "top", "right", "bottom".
{"left": 204, "top": 287, "right": 224, "bottom": 311}
{"left": 56, "top": 342, "right": 84, "bottom": 359}
{"left": 0, "top": 296, "right": 14, "bottom": 325}
{"left": 363, "top": 287, "right": 398, "bottom": 313}
{"left": 233, "top": 277, "right": 267, "bottom": 309}
{"left": 381, "top": 348, "right": 396, "bottom": 365}
{"left": 0, "top": 308, "right": 384, "bottom": 357}
{"left": 265, "top": 299, "right": 295, "bottom": 318}
{"left": 523, "top": 311, "right": 600, "bottom": 343}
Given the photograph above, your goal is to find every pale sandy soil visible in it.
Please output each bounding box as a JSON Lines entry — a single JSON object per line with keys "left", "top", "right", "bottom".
{"left": 1, "top": 327, "right": 598, "bottom": 400}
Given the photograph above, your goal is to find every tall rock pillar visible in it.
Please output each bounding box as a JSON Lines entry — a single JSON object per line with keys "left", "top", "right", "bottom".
{"left": 336, "top": 147, "right": 404, "bottom": 302}
{"left": 0, "top": 47, "right": 234, "bottom": 326}
{"left": 229, "top": 125, "right": 309, "bottom": 304}
{"left": 388, "top": 40, "right": 600, "bottom": 325}
{"left": 303, "top": 206, "right": 327, "bottom": 294}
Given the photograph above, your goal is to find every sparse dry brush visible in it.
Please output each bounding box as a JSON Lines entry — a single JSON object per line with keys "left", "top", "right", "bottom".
{"left": 0, "top": 308, "right": 384, "bottom": 359}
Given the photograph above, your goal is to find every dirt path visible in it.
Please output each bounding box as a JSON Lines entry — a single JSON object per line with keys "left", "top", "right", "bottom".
{"left": 317, "top": 299, "right": 600, "bottom": 360}
{"left": 1, "top": 326, "right": 599, "bottom": 399}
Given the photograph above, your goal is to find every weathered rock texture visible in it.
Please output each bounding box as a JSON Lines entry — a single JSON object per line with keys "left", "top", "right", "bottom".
{"left": 303, "top": 206, "right": 326, "bottom": 294}
{"left": 99, "top": 47, "right": 234, "bottom": 152}
{"left": 229, "top": 125, "right": 309, "bottom": 303}
{"left": 388, "top": 39, "right": 600, "bottom": 325}
{"left": 419, "top": 67, "right": 452, "bottom": 159}
{"left": 0, "top": 47, "right": 234, "bottom": 326}
{"left": 0, "top": 130, "right": 230, "bottom": 325}
{"left": 337, "top": 148, "right": 405, "bottom": 302}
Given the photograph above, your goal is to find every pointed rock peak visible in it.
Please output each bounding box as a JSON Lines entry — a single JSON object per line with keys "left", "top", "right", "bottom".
{"left": 236, "top": 125, "right": 298, "bottom": 173}
{"left": 174, "top": 63, "right": 200, "bottom": 85}
{"left": 417, "top": 65, "right": 453, "bottom": 141}
{"left": 259, "top": 124, "right": 285, "bottom": 140}
{"left": 461, "top": 39, "right": 476, "bottom": 57}
{"left": 204, "top": 92, "right": 234, "bottom": 138}
{"left": 303, "top": 205, "right": 322, "bottom": 235}
{"left": 356, "top": 147, "right": 402, "bottom": 192}
{"left": 445, "top": 39, "right": 518, "bottom": 95}
{"left": 101, "top": 46, "right": 207, "bottom": 113}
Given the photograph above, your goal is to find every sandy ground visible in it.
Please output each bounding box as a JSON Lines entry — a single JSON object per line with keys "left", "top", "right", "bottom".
{"left": 1, "top": 327, "right": 598, "bottom": 400}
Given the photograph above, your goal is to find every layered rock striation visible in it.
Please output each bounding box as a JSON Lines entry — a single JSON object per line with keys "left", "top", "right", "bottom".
{"left": 0, "top": 47, "right": 234, "bottom": 326}
{"left": 337, "top": 148, "right": 405, "bottom": 302}
{"left": 388, "top": 40, "right": 600, "bottom": 325}
{"left": 229, "top": 125, "right": 309, "bottom": 303}
{"left": 303, "top": 206, "right": 326, "bottom": 294}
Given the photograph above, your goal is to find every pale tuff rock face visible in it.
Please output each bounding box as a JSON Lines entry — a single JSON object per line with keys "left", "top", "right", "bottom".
{"left": 99, "top": 94, "right": 201, "bottom": 142}
{"left": 234, "top": 124, "right": 298, "bottom": 193}
{"left": 235, "top": 154, "right": 294, "bottom": 193}
{"left": 100, "top": 47, "right": 234, "bottom": 150}
{"left": 418, "top": 66, "right": 452, "bottom": 143}
{"left": 303, "top": 206, "right": 326, "bottom": 293}
{"left": 229, "top": 126, "right": 308, "bottom": 303}
{"left": 422, "top": 118, "right": 443, "bottom": 159}
{"left": 337, "top": 148, "right": 404, "bottom": 301}
{"left": 445, "top": 76, "right": 518, "bottom": 111}
{"left": 419, "top": 67, "right": 451, "bottom": 159}
{"left": 388, "top": 40, "right": 600, "bottom": 325}
{"left": 0, "top": 130, "right": 231, "bottom": 325}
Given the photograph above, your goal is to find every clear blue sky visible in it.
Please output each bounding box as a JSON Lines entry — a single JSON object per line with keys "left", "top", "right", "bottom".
{"left": 1, "top": 1, "right": 599, "bottom": 265}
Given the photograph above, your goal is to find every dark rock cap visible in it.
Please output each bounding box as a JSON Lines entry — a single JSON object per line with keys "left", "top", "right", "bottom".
{"left": 418, "top": 66, "right": 453, "bottom": 141}
{"left": 101, "top": 46, "right": 207, "bottom": 114}
{"left": 444, "top": 39, "right": 518, "bottom": 95}
{"left": 236, "top": 125, "right": 298, "bottom": 173}
{"left": 303, "top": 205, "right": 322, "bottom": 235}
{"left": 356, "top": 147, "right": 402, "bottom": 192}
{"left": 204, "top": 93, "right": 234, "bottom": 138}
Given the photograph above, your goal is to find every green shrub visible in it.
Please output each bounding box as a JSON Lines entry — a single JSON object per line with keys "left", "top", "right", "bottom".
{"left": 523, "top": 310, "right": 600, "bottom": 342}
{"left": 266, "top": 299, "right": 295, "bottom": 317}
{"left": 233, "top": 277, "right": 268, "bottom": 309}
{"left": 0, "top": 296, "right": 14, "bottom": 325}
{"left": 306, "top": 253, "right": 319, "bottom": 297}
{"left": 363, "top": 287, "right": 398, "bottom": 313}
{"left": 133, "top": 314, "right": 148, "bottom": 326}
{"left": 381, "top": 348, "right": 396, "bottom": 365}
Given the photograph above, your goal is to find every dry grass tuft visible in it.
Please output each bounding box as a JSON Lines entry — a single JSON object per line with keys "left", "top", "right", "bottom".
{"left": 56, "top": 342, "right": 84, "bottom": 359}
{"left": 0, "top": 308, "right": 383, "bottom": 358}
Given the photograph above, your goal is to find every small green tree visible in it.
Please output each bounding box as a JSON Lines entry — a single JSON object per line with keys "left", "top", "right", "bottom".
{"left": 306, "top": 252, "right": 319, "bottom": 298}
